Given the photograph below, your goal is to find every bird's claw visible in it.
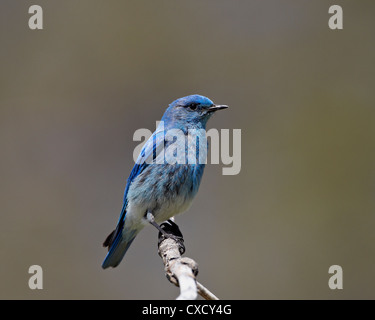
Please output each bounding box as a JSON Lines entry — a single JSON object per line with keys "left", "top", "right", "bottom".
{"left": 158, "top": 220, "right": 185, "bottom": 255}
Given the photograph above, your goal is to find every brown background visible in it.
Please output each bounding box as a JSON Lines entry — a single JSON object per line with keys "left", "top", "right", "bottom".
{"left": 1, "top": 1, "right": 374, "bottom": 299}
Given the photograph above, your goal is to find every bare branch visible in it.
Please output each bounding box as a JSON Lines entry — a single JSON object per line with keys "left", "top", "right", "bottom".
{"left": 197, "top": 281, "right": 219, "bottom": 300}
{"left": 157, "top": 221, "right": 219, "bottom": 300}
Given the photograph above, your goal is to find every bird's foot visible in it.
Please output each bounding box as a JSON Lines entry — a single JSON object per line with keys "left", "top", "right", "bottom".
{"left": 158, "top": 219, "right": 185, "bottom": 255}
{"left": 146, "top": 212, "right": 168, "bottom": 235}
{"left": 146, "top": 212, "right": 185, "bottom": 255}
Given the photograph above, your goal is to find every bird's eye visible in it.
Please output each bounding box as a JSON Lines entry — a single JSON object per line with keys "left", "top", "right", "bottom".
{"left": 189, "top": 103, "right": 198, "bottom": 111}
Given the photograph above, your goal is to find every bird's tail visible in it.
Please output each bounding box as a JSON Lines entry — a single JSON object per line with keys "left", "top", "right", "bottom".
{"left": 102, "top": 226, "right": 139, "bottom": 269}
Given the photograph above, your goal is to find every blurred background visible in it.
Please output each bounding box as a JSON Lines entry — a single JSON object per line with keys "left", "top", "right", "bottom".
{"left": 1, "top": 0, "right": 374, "bottom": 299}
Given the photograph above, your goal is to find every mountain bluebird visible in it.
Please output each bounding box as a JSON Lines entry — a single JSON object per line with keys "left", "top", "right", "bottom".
{"left": 102, "top": 94, "right": 228, "bottom": 268}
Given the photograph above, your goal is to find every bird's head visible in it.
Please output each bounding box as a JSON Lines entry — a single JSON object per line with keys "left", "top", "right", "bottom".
{"left": 161, "top": 94, "right": 228, "bottom": 130}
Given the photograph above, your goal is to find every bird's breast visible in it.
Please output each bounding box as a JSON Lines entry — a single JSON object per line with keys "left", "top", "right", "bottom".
{"left": 127, "top": 163, "right": 205, "bottom": 222}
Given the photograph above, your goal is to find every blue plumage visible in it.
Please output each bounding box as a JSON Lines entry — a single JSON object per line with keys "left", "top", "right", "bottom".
{"left": 102, "top": 94, "right": 228, "bottom": 269}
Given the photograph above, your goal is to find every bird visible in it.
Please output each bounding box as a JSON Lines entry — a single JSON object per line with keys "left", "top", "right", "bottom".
{"left": 102, "top": 94, "right": 228, "bottom": 269}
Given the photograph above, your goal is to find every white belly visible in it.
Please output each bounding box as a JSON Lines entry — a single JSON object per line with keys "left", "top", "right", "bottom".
{"left": 124, "top": 195, "right": 193, "bottom": 231}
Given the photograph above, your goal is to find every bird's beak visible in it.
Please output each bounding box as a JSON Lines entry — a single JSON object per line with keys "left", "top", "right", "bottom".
{"left": 207, "top": 104, "right": 229, "bottom": 113}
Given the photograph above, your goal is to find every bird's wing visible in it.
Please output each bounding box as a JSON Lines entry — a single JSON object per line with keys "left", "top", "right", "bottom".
{"left": 123, "top": 129, "right": 165, "bottom": 203}
{"left": 103, "top": 129, "right": 165, "bottom": 250}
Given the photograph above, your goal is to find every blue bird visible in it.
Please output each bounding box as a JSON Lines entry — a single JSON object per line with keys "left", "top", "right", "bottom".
{"left": 102, "top": 94, "right": 228, "bottom": 269}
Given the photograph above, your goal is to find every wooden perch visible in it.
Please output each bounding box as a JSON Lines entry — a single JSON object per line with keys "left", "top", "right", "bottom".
{"left": 157, "top": 220, "right": 219, "bottom": 300}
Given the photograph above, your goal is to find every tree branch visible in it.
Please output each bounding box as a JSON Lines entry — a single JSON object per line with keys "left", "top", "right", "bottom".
{"left": 157, "top": 220, "right": 219, "bottom": 300}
